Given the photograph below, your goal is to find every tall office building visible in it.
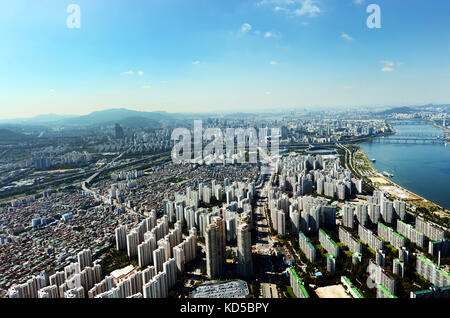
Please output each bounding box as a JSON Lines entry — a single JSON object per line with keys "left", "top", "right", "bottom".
{"left": 115, "top": 123, "right": 125, "bottom": 139}
{"left": 237, "top": 216, "right": 253, "bottom": 279}
{"left": 343, "top": 204, "right": 355, "bottom": 230}
{"left": 188, "top": 227, "right": 198, "bottom": 261}
{"left": 163, "top": 199, "right": 175, "bottom": 222}
{"left": 38, "top": 285, "right": 59, "bottom": 298}
{"left": 203, "top": 187, "right": 212, "bottom": 204}
{"left": 137, "top": 238, "right": 156, "bottom": 268}
{"left": 358, "top": 224, "right": 384, "bottom": 252}
{"left": 153, "top": 246, "right": 167, "bottom": 274}
{"left": 49, "top": 271, "right": 66, "bottom": 288}
{"left": 319, "top": 229, "right": 340, "bottom": 257}
{"left": 369, "top": 260, "right": 397, "bottom": 296}
{"left": 376, "top": 249, "right": 386, "bottom": 267}
{"left": 173, "top": 245, "right": 185, "bottom": 275}
{"left": 396, "top": 220, "right": 426, "bottom": 248}
{"left": 64, "top": 287, "right": 85, "bottom": 298}
{"left": 393, "top": 200, "right": 406, "bottom": 221}
{"left": 34, "top": 157, "right": 52, "bottom": 170}
{"left": 338, "top": 226, "right": 362, "bottom": 254}
{"left": 88, "top": 276, "right": 114, "bottom": 298}
{"left": 128, "top": 272, "right": 143, "bottom": 296}
{"left": 205, "top": 217, "right": 225, "bottom": 278}
{"left": 320, "top": 206, "right": 336, "bottom": 227}
{"left": 381, "top": 200, "right": 394, "bottom": 224}
{"left": 356, "top": 203, "right": 368, "bottom": 227}
{"left": 163, "top": 258, "right": 177, "bottom": 290}
{"left": 8, "top": 284, "right": 28, "bottom": 298}
{"left": 368, "top": 203, "right": 380, "bottom": 224}
{"left": 416, "top": 254, "right": 450, "bottom": 287}
{"left": 410, "top": 286, "right": 450, "bottom": 298}
{"left": 288, "top": 267, "right": 310, "bottom": 298}
{"left": 298, "top": 232, "right": 316, "bottom": 263}
{"left": 398, "top": 247, "right": 409, "bottom": 263}
{"left": 308, "top": 205, "right": 320, "bottom": 234}
{"left": 393, "top": 259, "right": 404, "bottom": 277}
{"left": 327, "top": 254, "right": 336, "bottom": 272}
{"left": 185, "top": 208, "right": 196, "bottom": 231}
{"left": 26, "top": 275, "right": 46, "bottom": 298}
{"left": 225, "top": 216, "right": 237, "bottom": 242}
{"left": 337, "top": 183, "right": 346, "bottom": 200}
{"left": 77, "top": 249, "right": 93, "bottom": 272}
{"left": 415, "top": 216, "right": 445, "bottom": 242}
{"left": 290, "top": 210, "right": 301, "bottom": 234}
{"left": 64, "top": 262, "right": 80, "bottom": 282}
{"left": 126, "top": 230, "right": 139, "bottom": 258}
{"left": 276, "top": 210, "right": 286, "bottom": 236}
{"left": 378, "top": 222, "right": 406, "bottom": 249}
{"left": 115, "top": 225, "right": 127, "bottom": 251}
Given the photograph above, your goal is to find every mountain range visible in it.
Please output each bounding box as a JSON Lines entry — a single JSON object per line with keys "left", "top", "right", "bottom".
{"left": 0, "top": 108, "right": 199, "bottom": 129}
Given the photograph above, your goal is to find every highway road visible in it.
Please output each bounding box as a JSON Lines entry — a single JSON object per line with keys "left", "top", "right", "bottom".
{"left": 253, "top": 174, "right": 280, "bottom": 298}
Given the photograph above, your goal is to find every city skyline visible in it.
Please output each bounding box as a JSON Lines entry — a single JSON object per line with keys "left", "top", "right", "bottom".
{"left": 2, "top": 0, "right": 450, "bottom": 119}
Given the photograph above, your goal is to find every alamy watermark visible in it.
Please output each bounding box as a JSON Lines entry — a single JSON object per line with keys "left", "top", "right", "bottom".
{"left": 66, "top": 4, "right": 81, "bottom": 29}
{"left": 65, "top": 3, "right": 380, "bottom": 30}
{"left": 171, "top": 120, "right": 280, "bottom": 174}
{"left": 367, "top": 4, "right": 381, "bottom": 29}
{"left": 366, "top": 262, "right": 378, "bottom": 289}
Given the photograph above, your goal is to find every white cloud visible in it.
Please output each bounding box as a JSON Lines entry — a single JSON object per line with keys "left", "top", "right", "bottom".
{"left": 274, "top": 6, "right": 289, "bottom": 13}
{"left": 241, "top": 23, "right": 252, "bottom": 32}
{"left": 341, "top": 32, "right": 353, "bottom": 41}
{"left": 251, "top": 29, "right": 281, "bottom": 38}
{"left": 270, "top": 61, "right": 278, "bottom": 65}
{"left": 263, "top": 0, "right": 321, "bottom": 18}
{"left": 121, "top": 70, "right": 134, "bottom": 76}
{"left": 49, "top": 89, "right": 55, "bottom": 93}
{"left": 380, "top": 60, "right": 401, "bottom": 72}
{"left": 381, "top": 60, "right": 394, "bottom": 67}
{"left": 137, "top": 71, "right": 144, "bottom": 76}
{"left": 294, "top": 0, "right": 321, "bottom": 17}
{"left": 192, "top": 61, "right": 200, "bottom": 65}
{"left": 381, "top": 66, "right": 394, "bottom": 72}
{"left": 259, "top": 0, "right": 299, "bottom": 5}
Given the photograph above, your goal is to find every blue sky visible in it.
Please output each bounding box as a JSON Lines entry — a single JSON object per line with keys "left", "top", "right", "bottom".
{"left": 1, "top": 0, "right": 450, "bottom": 118}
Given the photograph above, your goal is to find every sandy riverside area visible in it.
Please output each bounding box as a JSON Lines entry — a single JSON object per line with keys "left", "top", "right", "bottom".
{"left": 315, "top": 284, "right": 352, "bottom": 298}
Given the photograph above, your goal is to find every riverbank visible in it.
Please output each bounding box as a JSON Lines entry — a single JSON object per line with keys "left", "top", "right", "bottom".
{"left": 429, "top": 120, "right": 450, "bottom": 136}
{"left": 356, "top": 145, "right": 450, "bottom": 219}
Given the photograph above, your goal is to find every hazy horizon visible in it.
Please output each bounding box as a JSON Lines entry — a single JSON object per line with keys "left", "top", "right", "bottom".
{"left": 1, "top": 103, "right": 445, "bottom": 121}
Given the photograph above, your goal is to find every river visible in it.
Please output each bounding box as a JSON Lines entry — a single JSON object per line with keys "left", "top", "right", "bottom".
{"left": 360, "top": 122, "right": 450, "bottom": 209}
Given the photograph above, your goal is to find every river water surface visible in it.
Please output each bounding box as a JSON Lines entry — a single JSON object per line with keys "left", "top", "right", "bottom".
{"left": 360, "top": 122, "right": 450, "bottom": 209}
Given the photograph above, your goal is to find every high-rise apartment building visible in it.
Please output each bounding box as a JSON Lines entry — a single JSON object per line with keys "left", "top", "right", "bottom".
{"left": 205, "top": 217, "right": 225, "bottom": 278}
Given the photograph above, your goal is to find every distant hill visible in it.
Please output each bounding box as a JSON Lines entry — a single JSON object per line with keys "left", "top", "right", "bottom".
{"left": 29, "top": 113, "right": 76, "bottom": 123}
{"left": 0, "top": 114, "right": 75, "bottom": 124}
{"left": 377, "top": 106, "right": 417, "bottom": 115}
{"left": 59, "top": 108, "right": 176, "bottom": 126}
{"left": 107, "top": 116, "right": 163, "bottom": 129}
{"left": 1, "top": 108, "right": 266, "bottom": 129}
{"left": 0, "top": 129, "right": 32, "bottom": 143}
